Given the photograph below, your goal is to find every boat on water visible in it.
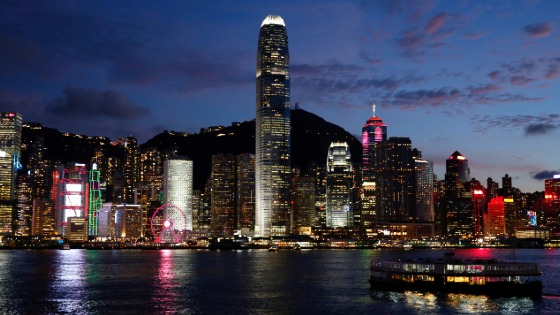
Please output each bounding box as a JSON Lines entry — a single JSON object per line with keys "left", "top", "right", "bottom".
{"left": 369, "top": 253, "right": 542, "bottom": 298}
{"left": 269, "top": 245, "right": 279, "bottom": 252}
{"left": 61, "top": 244, "right": 71, "bottom": 250}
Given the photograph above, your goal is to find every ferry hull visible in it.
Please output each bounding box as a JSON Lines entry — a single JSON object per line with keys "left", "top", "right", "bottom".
{"left": 369, "top": 277, "right": 543, "bottom": 298}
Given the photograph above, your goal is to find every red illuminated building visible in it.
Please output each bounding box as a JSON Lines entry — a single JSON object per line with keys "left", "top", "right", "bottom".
{"left": 544, "top": 175, "right": 560, "bottom": 236}
{"left": 486, "top": 197, "right": 505, "bottom": 237}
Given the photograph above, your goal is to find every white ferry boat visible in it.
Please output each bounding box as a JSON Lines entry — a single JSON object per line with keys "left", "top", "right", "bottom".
{"left": 370, "top": 253, "right": 542, "bottom": 298}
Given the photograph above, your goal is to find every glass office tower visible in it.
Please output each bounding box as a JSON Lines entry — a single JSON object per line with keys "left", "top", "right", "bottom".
{"left": 255, "top": 15, "right": 291, "bottom": 237}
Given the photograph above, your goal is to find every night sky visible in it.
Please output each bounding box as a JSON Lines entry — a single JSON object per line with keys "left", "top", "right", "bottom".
{"left": 2, "top": 0, "right": 559, "bottom": 192}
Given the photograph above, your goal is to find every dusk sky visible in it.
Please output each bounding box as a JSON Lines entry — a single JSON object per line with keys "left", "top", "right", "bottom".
{"left": 1, "top": 0, "right": 559, "bottom": 193}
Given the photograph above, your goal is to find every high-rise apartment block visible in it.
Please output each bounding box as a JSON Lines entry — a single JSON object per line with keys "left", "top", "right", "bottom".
{"left": 255, "top": 15, "right": 291, "bottom": 237}
{"left": 120, "top": 136, "right": 140, "bottom": 203}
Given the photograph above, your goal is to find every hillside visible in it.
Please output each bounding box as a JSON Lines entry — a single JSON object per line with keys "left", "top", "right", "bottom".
{"left": 141, "top": 109, "right": 361, "bottom": 189}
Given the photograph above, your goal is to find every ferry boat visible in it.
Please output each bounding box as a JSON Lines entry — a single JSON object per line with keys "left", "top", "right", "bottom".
{"left": 369, "top": 253, "right": 542, "bottom": 298}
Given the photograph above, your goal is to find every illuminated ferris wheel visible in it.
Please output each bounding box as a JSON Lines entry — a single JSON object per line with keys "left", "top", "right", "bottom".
{"left": 150, "top": 204, "right": 187, "bottom": 243}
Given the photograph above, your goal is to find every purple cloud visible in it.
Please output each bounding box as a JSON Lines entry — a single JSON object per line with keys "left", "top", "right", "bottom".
{"left": 545, "top": 64, "right": 560, "bottom": 80}
{"left": 425, "top": 13, "right": 448, "bottom": 34}
{"left": 471, "top": 114, "right": 559, "bottom": 134}
{"left": 391, "top": 88, "right": 460, "bottom": 108}
{"left": 397, "top": 29, "right": 426, "bottom": 56}
{"left": 523, "top": 22, "right": 553, "bottom": 37}
{"left": 468, "top": 84, "right": 503, "bottom": 95}
{"left": 510, "top": 75, "right": 535, "bottom": 86}
{"left": 487, "top": 71, "right": 500, "bottom": 80}
{"left": 461, "top": 32, "right": 486, "bottom": 40}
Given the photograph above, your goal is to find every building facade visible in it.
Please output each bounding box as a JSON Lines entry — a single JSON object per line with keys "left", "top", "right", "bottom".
{"left": 486, "top": 196, "right": 506, "bottom": 237}
{"left": 255, "top": 15, "right": 291, "bottom": 237}
{"left": 236, "top": 153, "right": 255, "bottom": 234}
{"left": 545, "top": 175, "right": 560, "bottom": 236}
{"left": 360, "top": 104, "right": 387, "bottom": 232}
{"left": 210, "top": 154, "right": 237, "bottom": 236}
{"left": 292, "top": 176, "right": 316, "bottom": 232}
{"left": 0, "top": 112, "right": 23, "bottom": 235}
{"left": 444, "top": 151, "right": 472, "bottom": 236}
{"left": 163, "top": 157, "right": 193, "bottom": 235}
{"left": 55, "top": 163, "right": 89, "bottom": 237}
{"left": 375, "top": 137, "right": 415, "bottom": 224}
{"left": 326, "top": 142, "right": 353, "bottom": 228}
{"left": 415, "top": 158, "right": 434, "bottom": 223}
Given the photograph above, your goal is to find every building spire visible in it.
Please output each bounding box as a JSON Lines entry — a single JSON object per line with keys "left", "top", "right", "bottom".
{"left": 372, "top": 102, "right": 376, "bottom": 117}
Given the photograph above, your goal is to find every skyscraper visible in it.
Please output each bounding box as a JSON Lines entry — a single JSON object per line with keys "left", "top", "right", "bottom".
{"left": 375, "top": 137, "right": 415, "bottom": 224}
{"left": 210, "top": 153, "right": 237, "bottom": 236}
{"left": 362, "top": 103, "right": 387, "bottom": 182}
{"left": 415, "top": 158, "right": 434, "bottom": 223}
{"left": 0, "top": 112, "right": 23, "bottom": 235}
{"left": 163, "top": 156, "right": 193, "bottom": 236}
{"left": 444, "top": 151, "right": 472, "bottom": 236}
{"left": 236, "top": 153, "right": 255, "bottom": 233}
{"left": 291, "top": 176, "right": 316, "bottom": 232}
{"left": 255, "top": 15, "right": 291, "bottom": 237}
{"left": 544, "top": 175, "right": 560, "bottom": 236}
{"left": 326, "top": 142, "right": 353, "bottom": 228}
{"left": 360, "top": 103, "right": 387, "bottom": 233}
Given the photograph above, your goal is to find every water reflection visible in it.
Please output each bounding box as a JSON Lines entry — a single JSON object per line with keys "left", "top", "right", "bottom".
{"left": 370, "top": 290, "right": 538, "bottom": 314}
{"left": 152, "top": 249, "right": 180, "bottom": 314}
{"left": 51, "top": 250, "right": 88, "bottom": 314}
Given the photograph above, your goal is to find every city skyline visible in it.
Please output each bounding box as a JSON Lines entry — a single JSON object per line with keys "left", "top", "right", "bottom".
{"left": 1, "top": 1, "right": 559, "bottom": 192}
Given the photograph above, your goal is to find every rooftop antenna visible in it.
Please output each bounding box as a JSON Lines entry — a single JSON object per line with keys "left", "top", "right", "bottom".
{"left": 372, "top": 102, "right": 376, "bottom": 117}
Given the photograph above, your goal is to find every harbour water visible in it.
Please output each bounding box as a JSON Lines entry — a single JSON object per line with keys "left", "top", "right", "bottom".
{"left": 0, "top": 248, "right": 559, "bottom": 314}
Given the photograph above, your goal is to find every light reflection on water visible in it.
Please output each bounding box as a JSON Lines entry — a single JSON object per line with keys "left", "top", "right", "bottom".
{"left": 50, "top": 250, "right": 88, "bottom": 314}
{"left": 152, "top": 249, "right": 180, "bottom": 314}
{"left": 0, "top": 248, "right": 559, "bottom": 314}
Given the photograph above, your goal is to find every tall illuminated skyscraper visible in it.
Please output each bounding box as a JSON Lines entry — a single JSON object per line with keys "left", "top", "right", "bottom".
{"left": 362, "top": 103, "right": 387, "bottom": 182}
{"left": 255, "top": 15, "right": 291, "bottom": 237}
{"left": 0, "top": 112, "right": 23, "bottom": 235}
{"left": 163, "top": 157, "right": 193, "bottom": 233}
{"left": 326, "top": 142, "right": 353, "bottom": 228}
{"left": 360, "top": 103, "right": 387, "bottom": 232}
